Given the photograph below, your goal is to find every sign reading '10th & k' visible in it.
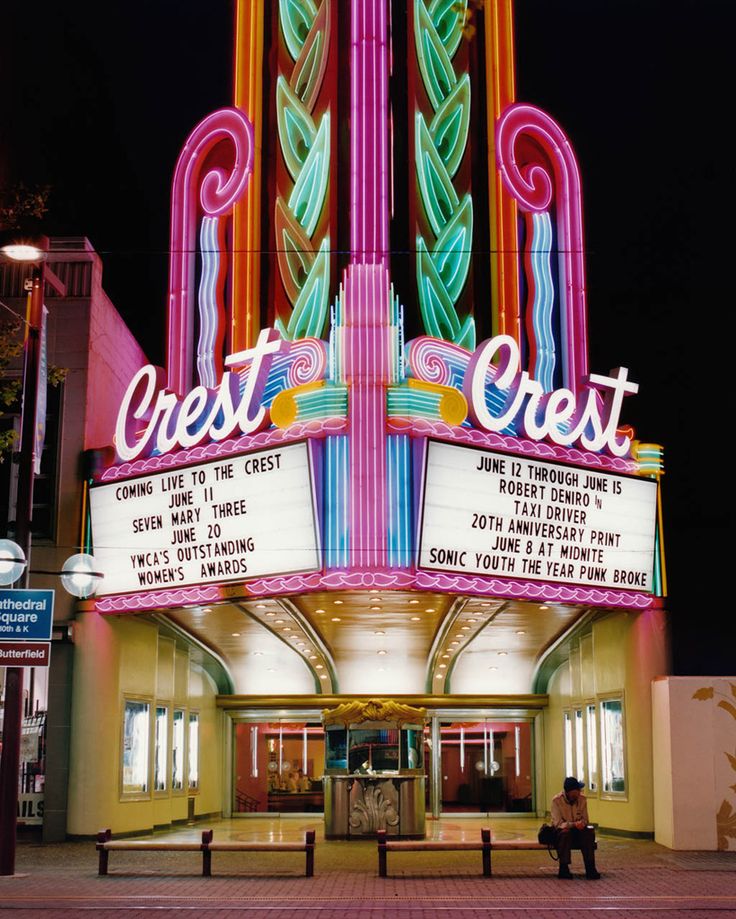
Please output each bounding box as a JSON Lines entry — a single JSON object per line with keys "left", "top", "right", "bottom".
{"left": 418, "top": 441, "right": 658, "bottom": 592}
{"left": 89, "top": 442, "right": 320, "bottom": 595}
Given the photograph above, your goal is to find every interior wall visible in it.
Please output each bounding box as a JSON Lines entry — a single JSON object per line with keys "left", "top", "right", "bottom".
{"left": 67, "top": 611, "right": 223, "bottom": 836}
{"left": 542, "top": 607, "right": 669, "bottom": 835}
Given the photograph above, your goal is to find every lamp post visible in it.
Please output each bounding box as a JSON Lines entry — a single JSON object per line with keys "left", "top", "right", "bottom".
{"left": 0, "top": 243, "right": 45, "bottom": 874}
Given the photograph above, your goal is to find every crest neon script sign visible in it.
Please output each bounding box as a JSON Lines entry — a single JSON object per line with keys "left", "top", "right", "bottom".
{"left": 114, "top": 331, "right": 638, "bottom": 461}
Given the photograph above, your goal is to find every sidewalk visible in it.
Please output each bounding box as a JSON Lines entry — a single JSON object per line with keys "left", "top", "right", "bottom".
{"left": 1, "top": 817, "right": 734, "bottom": 917}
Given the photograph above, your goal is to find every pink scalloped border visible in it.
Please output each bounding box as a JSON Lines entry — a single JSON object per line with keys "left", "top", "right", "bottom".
{"left": 98, "top": 418, "right": 348, "bottom": 482}
{"left": 94, "top": 567, "right": 654, "bottom": 614}
{"left": 387, "top": 418, "right": 639, "bottom": 474}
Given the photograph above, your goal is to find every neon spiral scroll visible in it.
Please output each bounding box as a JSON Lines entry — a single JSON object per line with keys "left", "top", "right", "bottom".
{"left": 405, "top": 336, "right": 471, "bottom": 389}
{"left": 496, "top": 103, "right": 588, "bottom": 391}
{"left": 167, "top": 107, "right": 254, "bottom": 395}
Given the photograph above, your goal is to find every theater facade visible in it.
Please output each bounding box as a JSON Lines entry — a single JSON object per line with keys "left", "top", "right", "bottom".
{"left": 73, "top": 0, "right": 667, "bottom": 838}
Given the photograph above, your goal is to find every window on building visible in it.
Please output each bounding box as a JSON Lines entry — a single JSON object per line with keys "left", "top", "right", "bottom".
{"left": 563, "top": 711, "right": 573, "bottom": 775}
{"left": 600, "top": 698, "right": 625, "bottom": 795}
{"left": 188, "top": 712, "right": 199, "bottom": 790}
{"left": 574, "top": 708, "right": 585, "bottom": 785}
{"left": 154, "top": 706, "right": 168, "bottom": 792}
{"left": 586, "top": 703, "right": 598, "bottom": 793}
{"left": 172, "top": 709, "right": 185, "bottom": 791}
{"left": 122, "top": 700, "right": 150, "bottom": 795}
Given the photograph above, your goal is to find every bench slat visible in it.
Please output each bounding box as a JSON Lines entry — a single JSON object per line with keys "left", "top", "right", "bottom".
{"left": 384, "top": 841, "right": 483, "bottom": 851}
{"left": 208, "top": 843, "right": 310, "bottom": 852}
{"left": 100, "top": 842, "right": 204, "bottom": 851}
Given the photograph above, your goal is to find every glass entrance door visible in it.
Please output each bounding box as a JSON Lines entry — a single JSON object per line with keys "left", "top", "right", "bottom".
{"left": 439, "top": 720, "right": 533, "bottom": 814}
{"left": 233, "top": 721, "right": 325, "bottom": 813}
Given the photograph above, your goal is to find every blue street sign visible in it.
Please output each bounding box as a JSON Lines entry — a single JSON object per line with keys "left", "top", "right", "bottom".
{"left": 0, "top": 589, "right": 54, "bottom": 641}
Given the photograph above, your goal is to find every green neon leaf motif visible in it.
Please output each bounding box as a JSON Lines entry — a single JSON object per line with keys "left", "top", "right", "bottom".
{"left": 276, "top": 77, "right": 316, "bottom": 180}
{"left": 416, "top": 114, "right": 459, "bottom": 236}
{"left": 417, "top": 236, "right": 460, "bottom": 341}
{"left": 285, "top": 238, "right": 330, "bottom": 340}
{"left": 456, "top": 312, "right": 475, "bottom": 351}
{"left": 291, "top": 0, "right": 329, "bottom": 111}
{"left": 432, "top": 195, "right": 472, "bottom": 302}
{"left": 415, "top": 0, "right": 457, "bottom": 109}
{"left": 288, "top": 113, "right": 330, "bottom": 237}
{"left": 430, "top": 74, "right": 470, "bottom": 177}
{"left": 429, "top": 0, "right": 467, "bottom": 58}
{"left": 279, "top": 0, "right": 318, "bottom": 62}
{"left": 275, "top": 197, "right": 315, "bottom": 305}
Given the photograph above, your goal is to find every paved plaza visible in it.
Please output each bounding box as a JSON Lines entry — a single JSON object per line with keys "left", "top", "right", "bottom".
{"left": 1, "top": 817, "right": 734, "bottom": 918}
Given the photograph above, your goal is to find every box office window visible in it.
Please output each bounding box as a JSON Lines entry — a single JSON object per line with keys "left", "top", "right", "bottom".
{"left": 600, "top": 699, "right": 625, "bottom": 795}
{"left": 586, "top": 704, "right": 598, "bottom": 793}
{"left": 172, "top": 709, "right": 185, "bottom": 791}
{"left": 122, "top": 701, "right": 150, "bottom": 795}
{"left": 188, "top": 713, "right": 199, "bottom": 790}
{"left": 154, "top": 706, "right": 168, "bottom": 792}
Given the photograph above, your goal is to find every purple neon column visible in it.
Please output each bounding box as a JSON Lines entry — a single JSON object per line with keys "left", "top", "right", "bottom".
{"left": 343, "top": 0, "right": 391, "bottom": 568}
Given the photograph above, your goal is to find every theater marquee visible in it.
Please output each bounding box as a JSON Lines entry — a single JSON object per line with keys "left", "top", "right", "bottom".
{"left": 418, "top": 441, "right": 658, "bottom": 592}
{"left": 89, "top": 442, "right": 320, "bottom": 595}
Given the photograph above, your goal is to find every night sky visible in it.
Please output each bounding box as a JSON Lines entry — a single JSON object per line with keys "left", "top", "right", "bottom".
{"left": 1, "top": 2, "right": 732, "bottom": 670}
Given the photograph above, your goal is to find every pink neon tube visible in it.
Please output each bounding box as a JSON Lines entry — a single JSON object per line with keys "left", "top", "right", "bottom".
{"left": 496, "top": 103, "right": 588, "bottom": 390}
{"left": 167, "top": 107, "right": 254, "bottom": 395}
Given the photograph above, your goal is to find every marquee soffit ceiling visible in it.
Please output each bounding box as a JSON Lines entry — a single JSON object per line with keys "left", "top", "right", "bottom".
{"left": 164, "top": 591, "right": 586, "bottom": 696}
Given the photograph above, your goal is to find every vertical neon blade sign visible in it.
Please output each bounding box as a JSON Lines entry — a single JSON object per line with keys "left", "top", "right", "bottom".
{"left": 343, "top": 0, "right": 391, "bottom": 568}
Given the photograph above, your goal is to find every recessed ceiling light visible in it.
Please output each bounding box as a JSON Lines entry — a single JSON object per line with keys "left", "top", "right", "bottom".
{"left": 467, "top": 618, "right": 477, "bottom": 623}
{"left": 409, "top": 599, "right": 419, "bottom": 605}
{"left": 334, "top": 600, "right": 343, "bottom": 605}
{"left": 331, "top": 617, "right": 341, "bottom": 622}
{"left": 315, "top": 609, "right": 325, "bottom": 613}
{"left": 320, "top": 673, "right": 327, "bottom": 679}
{"left": 255, "top": 604, "right": 266, "bottom": 609}
{"left": 231, "top": 632, "right": 241, "bottom": 637}
{"left": 439, "top": 664, "right": 446, "bottom": 669}
{"left": 449, "top": 641, "right": 459, "bottom": 646}
{"left": 455, "top": 634, "right": 464, "bottom": 639}
{"left": 297, "top": 642, "right": 305, "bottom": 648}
{"left": 481, "top": 602, "right": 491, "bottom": 607}
{"left": 282, "top": 627, "right": 292, "bottom": 632}
{"left": 498, "top": 651, "right": 508, "bottom": 656}
{"left": 540, "top": 605, "right": 549, "bottom": 610}
{"left": 489, "top": 666, "right": 498, "bottom": 671}
{"left": 435, "top": 674, "right": 443, "bottom": 679}
{"left": 274, "top": 619, "right": 284, "bottom": 624}
{"left": 442, "top": 654, "right": 450, "bottom": 659}
{"left": 461, "top": 626, "right": 471, "bottom": 631}
{"left": 377, "top": 650, "right": 387, "bottom": 656}
{"left": 425, "top": 608, "right": 435, "bottom": 612}
{"left": 371, "top": 597, "right": 382, "bottom": 602}
{"left": 370, "top": 606, "right": 381, "bottom": 611}
{"left": 370, "top": 589, "right": 379, "bottom": 594}
{"left": 315, "top": 664, "right": 324, "bottom": 670}
{"left": 254, "top": 651, "right": 263, "bottom": 656}
{"left": 266, "top": 611, "right": 276, "bottom": 617}
{"left": 309, "top": 655, "right": 317, "bottom": 660}
{"left": 374, "top": 630, "right": 385, "bottom": 635}
{"left": 202, "top": 607, "right": 212, "bottom": 613}
{"left": 516, "top": 630, "right": 526, "bottom": 635}
{"left": 410, "top": 616, "right": 421, "bottom": 621}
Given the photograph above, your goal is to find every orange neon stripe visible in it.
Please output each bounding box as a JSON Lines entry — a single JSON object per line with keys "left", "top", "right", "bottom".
{"left": 485, "top": 0, "right": 520, "bottom": 341}
{"left": 233, "top": 0, "right": 264, "bottom": 351}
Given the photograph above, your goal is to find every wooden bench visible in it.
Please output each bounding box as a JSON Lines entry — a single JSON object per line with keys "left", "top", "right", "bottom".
{"left": 377, "top": 829, "right": 595, "bottom": 877}
{"left": 96, "top": 828, "right": 316, "bottom": 877}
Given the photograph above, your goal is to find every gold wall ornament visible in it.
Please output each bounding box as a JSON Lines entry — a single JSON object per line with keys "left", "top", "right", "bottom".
{"left": 322, "top": 698, "right": 427, "bottom": 727}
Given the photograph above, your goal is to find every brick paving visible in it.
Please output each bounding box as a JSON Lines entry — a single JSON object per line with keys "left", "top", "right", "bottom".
{"left": 1, "top": 819, "right": 734, "bottom": 918}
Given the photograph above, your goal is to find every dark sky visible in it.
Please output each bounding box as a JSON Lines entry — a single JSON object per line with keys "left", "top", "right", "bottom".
{"left": 2, "top": 2, "right": 732, "bottom": 669}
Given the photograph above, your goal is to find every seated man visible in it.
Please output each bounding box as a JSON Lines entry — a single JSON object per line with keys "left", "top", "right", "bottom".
{"left": 550, "top": 776, "right": 600, "bottom": 879}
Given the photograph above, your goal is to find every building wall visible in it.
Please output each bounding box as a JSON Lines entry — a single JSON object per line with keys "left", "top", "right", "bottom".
{"left": 67, "top": 611, "right": 223, "bottom": 836}
{"left": 652, "top": 675, "right": 736, "bottom": 850}
{"left": 543, "top": 607, "right": 669, "bottom": 835}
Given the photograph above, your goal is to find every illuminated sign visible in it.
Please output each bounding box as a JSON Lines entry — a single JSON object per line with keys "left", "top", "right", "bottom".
{"left": 418, "top": 441, "right": 657, "bottom": 592}
{"left": 90, "top": 442, "right": 320, "bottom": 595}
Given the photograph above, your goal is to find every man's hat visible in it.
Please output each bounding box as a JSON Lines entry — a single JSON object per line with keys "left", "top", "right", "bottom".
{"left": 564, "top": 776, "right": 584, "bottom": 792}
